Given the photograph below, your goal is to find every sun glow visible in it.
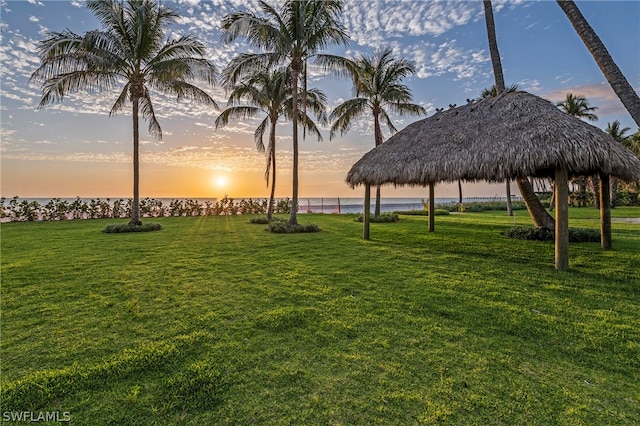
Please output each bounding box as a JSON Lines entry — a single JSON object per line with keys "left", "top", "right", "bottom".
{"left": 213, "top": 175, "right": 228, "bottom": 188}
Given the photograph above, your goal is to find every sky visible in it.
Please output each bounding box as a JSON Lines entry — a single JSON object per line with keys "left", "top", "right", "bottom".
{"left": 1, "top": 0, "right": 639, "bottom": 200}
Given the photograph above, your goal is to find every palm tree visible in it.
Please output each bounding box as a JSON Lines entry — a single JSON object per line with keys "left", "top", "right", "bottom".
{"left": 556, "top": 0, "right": 640, "bottom": 127}
{"left": 606, "top": 120, "right": 631, "bottom": 207}
{"left": 480, "top": 84, "right": 519, "bottom": 216}
{"left": 221, "top": 0, "right": 349, "bottom": 226}
{"left": 556, "top": 93, "right": 598, "bottom": 120}
{"left": 557, "top": 93, "right": 599, "bottom": 207}
{"left": 215, "top": 68, "right": 326, "bottom": 221}
{"left": 30, "top": 0, "right": 218, "bottom": 226}
{"left": 329, "top": 48, "right": 426, "bottom": 216}
{"left": 482, "top": 0, "right": 555, "bottom": 230}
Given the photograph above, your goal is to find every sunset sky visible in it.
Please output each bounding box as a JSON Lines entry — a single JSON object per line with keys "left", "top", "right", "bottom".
{"left": 1, "top": 0, "right": 639, "bottom": 200}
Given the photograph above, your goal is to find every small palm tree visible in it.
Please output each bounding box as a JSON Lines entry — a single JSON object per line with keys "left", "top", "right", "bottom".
{"left": 330, "top": 47, "right": 426, "bottom": 216}
{"left": 215, "top": 68, "right": 326, "bottom": 221}
{"left": 557, "top": 93, "right": 599, "bottom": 207}
{"left": 606, "top": 120, "right": 631, "bottom": 206}
{"left": 30, "top": 0, "right": 218, "bottom": 226}
{"left": 221, "top": 0, "right": 349, "bottom": 226}
{"left": 557, "top": 93, "right": 599, "bottom": 121}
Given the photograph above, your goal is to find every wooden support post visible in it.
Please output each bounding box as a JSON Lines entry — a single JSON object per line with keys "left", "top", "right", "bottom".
{"left": 599, "top": 174, "right": 612, "bottom": 249}
{"left": 428, "top": 183, "right": 435, "bottom": 232}
{"left": 555, "top": 167, "right": 569, "bottom": 271}
{"left": 363, "top": 184, "right": 371, "bottom": 240}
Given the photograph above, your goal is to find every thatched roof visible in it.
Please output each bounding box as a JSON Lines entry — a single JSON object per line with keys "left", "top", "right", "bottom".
{"left": 346, "top": 91, "right": 640, "bottom": 186}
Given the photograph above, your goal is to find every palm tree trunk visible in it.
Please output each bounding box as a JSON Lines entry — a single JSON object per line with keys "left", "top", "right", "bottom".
{"left": 267, "top": 124, "right": 277, "bottom": 221}
{"left": 610, "top": 177, "right": 618, "bottom": 207}
{"left": 130, "top": 97, "right": 142, "bottom": 226}
{"left": 484, "top": 0, "right": 555, "bottom": 230}
{"left": 557, "top": 0, "right": 640, "bottom": 127}
{"left": 483, "top": 0, "right": 505, "bottom": 93}
{"left": 599, "top": 173, "right": 612, "bottom": 249}
{"left": 591, "top": 175, "right": 600, "bottom": 209}
{"left": 373, "top": 111, "right": 384, "bottom": 217}
{"left": 288, "top": 67, "right": 300, "bottom": 226}
{"left": 457, "top": 180, "right": 463, "bottom": 204}
{"left": 506, "top": 180, "right": 513, "bottom": 216}
{"left": 517, "top": 178, "right": 555, "bottom": 230}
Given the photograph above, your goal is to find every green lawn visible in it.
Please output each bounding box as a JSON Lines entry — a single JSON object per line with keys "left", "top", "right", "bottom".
{"left": 1, "top": 208, "right": 639, "bottom": 425}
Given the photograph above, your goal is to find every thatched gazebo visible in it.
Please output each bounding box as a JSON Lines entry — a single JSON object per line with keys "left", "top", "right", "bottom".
{"left": 346, "top": 91, "right": 640, "bottom": 270}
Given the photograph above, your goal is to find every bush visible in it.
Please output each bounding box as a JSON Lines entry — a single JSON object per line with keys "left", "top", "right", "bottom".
{"left": 249, "top": 217, "right": 271, "bottom": 224}
{"left": 502, "top": 226, "right": 600, "bottom": 243}
{"left": 103, "top": 223, "right": 163, "bottom": 233}
{"left": 266, "top": 220, "right": 321, "bottom": 234}
{"left": 354, "top": 213, "right": 400, "bottom": 223}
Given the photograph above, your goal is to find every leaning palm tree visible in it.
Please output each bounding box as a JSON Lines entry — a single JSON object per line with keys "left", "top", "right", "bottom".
{"left": 215, "top": 68, "right": 326, "bottom": 221}
{"left": 480, "top": 84, "right": 519, "bottom": 215}
{"left": 30, "top": 0, "right": 218, "bottom": 226}
{"left": 330, "top": 48, "right": 426, "bottom": 216}
{"left": 557, "top": 0, "right": 640, "bottom": 127}
{"left": 221, "top": 0, "right": 349, "bottom": 226}
{"left": 606, "top": 120, "right": 631, "bottom": 206}
{"left": 483, "top": 0, "right": 555, "bottom": 230}
{"left": 557, "top": 93, "right": 599, "bottom": 207}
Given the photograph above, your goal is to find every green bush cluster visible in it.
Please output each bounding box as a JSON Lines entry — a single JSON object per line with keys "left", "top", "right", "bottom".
{"left": 0, "top": 196, "right": 293, "bottom": 222}
{"left": 354, "top": 213, "right": 400, "bottom": 222}
{"left": 265, "top": 219, "right": 321, "bottom": 233}
{"left": 103, "top": 223, "right": 163, "bottom": 233}
{"left": 502, "top": 226, "right": 601, "bottom": 243}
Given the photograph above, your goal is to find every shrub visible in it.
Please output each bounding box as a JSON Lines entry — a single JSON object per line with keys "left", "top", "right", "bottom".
{"left": 354, "top": 213, "right": 400, "bottom": 223}
{"left": 266, "top": 220, "right": 321, "bottom": 233}
{"left": 103, "top": 223, "right": 163, "bottom": 233}
{"left": 249, "top": 217, "right": 270, "bottom": 224}
{"left": 502, "top": 226, "right": 600, "bottom": 243}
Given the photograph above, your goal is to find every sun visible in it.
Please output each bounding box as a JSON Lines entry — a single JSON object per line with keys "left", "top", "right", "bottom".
{"left": 211, "top": 175, "right": 228, "bottom": 189}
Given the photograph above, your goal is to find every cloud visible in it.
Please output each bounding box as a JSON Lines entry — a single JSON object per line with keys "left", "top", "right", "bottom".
{"left": 542, "top": 83, "right": 635, "bottom": 122}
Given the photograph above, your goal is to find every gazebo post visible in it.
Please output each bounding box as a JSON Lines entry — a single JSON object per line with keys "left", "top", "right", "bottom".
{"left": 555, "top": 167, "right": 569, "bottom": 271}
{"left": 428, "top": 182, "right": 435, "bottom": 232}
{"left": 599, "top": 173, "right": 612, "bottom": 249}
{"left": 363, "top": 184, "right": 371, "bottom": 240}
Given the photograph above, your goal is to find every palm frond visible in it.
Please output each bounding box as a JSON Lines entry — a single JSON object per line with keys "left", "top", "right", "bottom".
{"left": 138, "top": 89, "right": 162, "bottom": 139}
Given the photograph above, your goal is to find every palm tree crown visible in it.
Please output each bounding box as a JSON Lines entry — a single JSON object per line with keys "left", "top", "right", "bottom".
{"left": 556, "top": 93, "right": 598, "bottom": 121}
{"left": 330, "top": 47, "right": 426, "bottom": 216}
{"left": 31, "top": 0, "right": 218, "bottom": 225}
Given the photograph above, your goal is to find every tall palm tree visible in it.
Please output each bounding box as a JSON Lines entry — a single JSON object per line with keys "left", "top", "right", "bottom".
{"left": 30, "top": 0, "right": 218, "bottom": 226}
{"left": 221, "top": 0, "right": 349, "bottom": 226}
{"left": 482, "top": 0, "right": 555, "bottom": 230}
{"left": 215, "top": 68, "right": 326, "bottom": 221}
{"left": 606, "top": 120, "right": 631, "bottom": 207}
{"left": 480, "top": 84, "right": 519, "bottom": 215}
{"left": 329, "top": 48, "right": 426, "bottom": 216}
{"left": 557, "top": 0, "right": 640, "bottom": 127}
{"left": 557, "top": 93, "right": 599, "bottom": 207}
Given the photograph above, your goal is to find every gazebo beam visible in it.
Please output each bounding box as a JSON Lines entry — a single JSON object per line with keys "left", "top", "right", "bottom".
{"left": 363, "top": 184, "right": 371, "bottom": 240}
{"left": 555, "top": 167, "right": 569, "bottom": 271}
{"left": 599, "top": 174, "right": 612, "bottom": 249}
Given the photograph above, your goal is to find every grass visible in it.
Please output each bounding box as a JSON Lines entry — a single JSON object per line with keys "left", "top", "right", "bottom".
{"left": 1, "top": 208, "right": 639, "bottom": 425}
